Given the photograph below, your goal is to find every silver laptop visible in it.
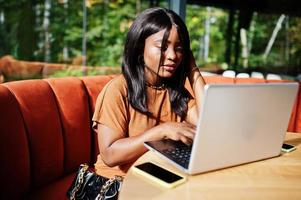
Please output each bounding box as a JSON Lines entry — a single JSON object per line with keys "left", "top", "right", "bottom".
{"left": 144, "top": 83, "right": 298, "bottom": 175}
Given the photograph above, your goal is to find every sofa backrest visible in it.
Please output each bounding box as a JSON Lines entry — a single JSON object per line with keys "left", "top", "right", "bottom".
{"left": 0, "top": 75, "right": 114, "bottom": 199}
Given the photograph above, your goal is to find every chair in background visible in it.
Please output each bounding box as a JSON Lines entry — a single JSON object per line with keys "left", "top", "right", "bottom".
{"left": 266, "top": 73, "right": 282, "bottom": 80}
{"left": 251, "top": 71, "right": 264, "bottom": 79}
{"left": 236, "top": 73, "right": 250, "bottom": 78}
{"left": 201, "top": 71, "right": 217, "bottom": 77}
{"left": 222, "top": 70, "right": 236, "bottom": 78}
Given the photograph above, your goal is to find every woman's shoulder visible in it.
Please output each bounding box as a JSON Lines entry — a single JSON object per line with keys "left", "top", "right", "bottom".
{"left": 103, "top": 74, "right": 128, "bottom": 96}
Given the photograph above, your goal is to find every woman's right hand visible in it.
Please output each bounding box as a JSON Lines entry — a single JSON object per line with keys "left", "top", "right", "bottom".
{"left": 150, "top": 122, "right": 196, "bottom": 145}
{"left": 97, "top": 122, "right": 196, "bottom": 167}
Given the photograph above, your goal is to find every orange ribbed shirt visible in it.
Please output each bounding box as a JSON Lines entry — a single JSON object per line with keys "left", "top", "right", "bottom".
{"left": 92, "top": 74, "right": 195, "bottom": 178}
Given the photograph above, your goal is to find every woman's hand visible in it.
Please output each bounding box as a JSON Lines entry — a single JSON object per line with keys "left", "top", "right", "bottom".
{"left": 97, "top": 122, "right": 195, "bottom": 167}
{"left": 150, "top": 122, "right": 196, "bottom": 145}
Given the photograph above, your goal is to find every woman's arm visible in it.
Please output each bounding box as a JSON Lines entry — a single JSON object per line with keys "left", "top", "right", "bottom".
{"left": 185, "top": 51, "right": 206, "bottom": 125}
{"left": 97, "top": 121, "right": 195, "bottom": 167}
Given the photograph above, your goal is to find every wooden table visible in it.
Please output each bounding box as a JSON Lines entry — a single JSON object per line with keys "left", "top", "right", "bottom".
{"left": 119, "top": 132, "right": 301, "bottom": 200}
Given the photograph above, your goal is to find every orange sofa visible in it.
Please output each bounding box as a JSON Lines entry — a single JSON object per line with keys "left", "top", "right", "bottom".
{"left": 0, "top": 75, "right": 113, "bottom": 199}
{"left": 0, "top": 75, "right": 300, "bottom": 199}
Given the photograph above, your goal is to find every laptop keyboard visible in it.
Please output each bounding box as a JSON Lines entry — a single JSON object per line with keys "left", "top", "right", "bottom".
{"left": 162, "top": 141, "right": 192, "bottom": 169}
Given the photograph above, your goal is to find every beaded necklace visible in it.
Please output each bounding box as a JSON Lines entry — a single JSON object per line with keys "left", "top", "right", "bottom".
{"left": 146, "top": 83, "right": 166, "bottom": 90}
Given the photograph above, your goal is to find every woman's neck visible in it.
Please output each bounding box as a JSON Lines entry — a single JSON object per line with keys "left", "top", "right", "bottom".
{"left": 144, "top": 66, "right": 163, "bottom": 86}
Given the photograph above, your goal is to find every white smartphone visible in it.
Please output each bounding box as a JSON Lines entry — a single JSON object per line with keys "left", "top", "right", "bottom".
{"left": 282, "top": 143, "right": 296, "bottom": 153}
{"left": 132, "top": 162, "right": 186, "bottom": 188}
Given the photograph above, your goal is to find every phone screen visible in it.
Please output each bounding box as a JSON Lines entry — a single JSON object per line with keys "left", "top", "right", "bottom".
{"left": 282, "top": 143, "right": 295, "bottom": 150}
{"left": 134, "top": 162, "right": 183, "bottom": 183}
{"left": 281, "top": 143, "right": 296, "bottom": 153}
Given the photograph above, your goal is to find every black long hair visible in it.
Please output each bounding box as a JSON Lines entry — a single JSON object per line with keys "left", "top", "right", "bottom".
{"left": 122, "top": 7, "right": 192, "bottom": 119}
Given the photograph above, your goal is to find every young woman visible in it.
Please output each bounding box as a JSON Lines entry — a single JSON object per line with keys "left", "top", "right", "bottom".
{"left": 92, "top": 7, "right": 205, "bottom": 178}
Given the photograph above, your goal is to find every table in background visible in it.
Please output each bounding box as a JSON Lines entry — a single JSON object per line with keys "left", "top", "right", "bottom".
{"left": 119, "top": 132, "right": 301, "bottom": 200}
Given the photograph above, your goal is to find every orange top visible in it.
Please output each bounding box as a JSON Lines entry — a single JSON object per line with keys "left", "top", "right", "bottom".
{"left": 92, "top": 74, "right": 195, "bottom": 178}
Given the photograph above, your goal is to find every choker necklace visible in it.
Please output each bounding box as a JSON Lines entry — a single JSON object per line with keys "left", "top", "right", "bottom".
{"left": 146, "top": 83, "right": 166, "bottom": 90}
